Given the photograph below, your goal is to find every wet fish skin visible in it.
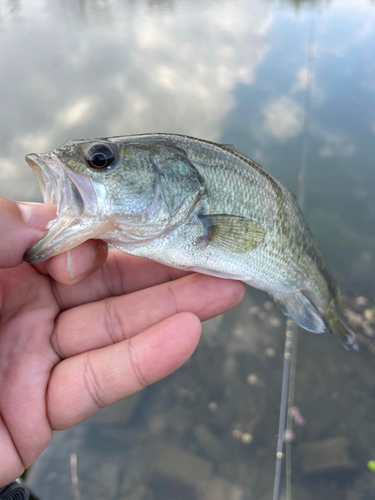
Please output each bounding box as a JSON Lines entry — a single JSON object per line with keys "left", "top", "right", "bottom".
{"left": 24, "top": 133, "right": 358, "bottom": 350}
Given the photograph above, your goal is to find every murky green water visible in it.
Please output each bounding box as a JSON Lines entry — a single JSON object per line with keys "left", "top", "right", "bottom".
{"left": 1, "top": 0, "right": 375, "bottom": 498}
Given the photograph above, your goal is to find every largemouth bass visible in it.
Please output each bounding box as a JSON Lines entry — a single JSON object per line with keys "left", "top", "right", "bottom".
{"left": 24, "top": 133, "right": 357, "bottom": 349}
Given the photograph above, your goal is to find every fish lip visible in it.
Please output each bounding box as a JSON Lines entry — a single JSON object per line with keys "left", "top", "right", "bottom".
{"left": 25, "top": 153, "right": 58, "bottom": 205}
{"left": 25, "top": 152, "right": 85, "bottom": 218}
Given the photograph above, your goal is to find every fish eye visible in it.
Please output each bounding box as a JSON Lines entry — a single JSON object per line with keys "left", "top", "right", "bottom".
{"left": 85, "top": 143, "right": 115, "bottom": 169}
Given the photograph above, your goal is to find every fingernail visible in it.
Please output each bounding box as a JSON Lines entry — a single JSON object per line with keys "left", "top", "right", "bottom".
{"left": 66, "top": 241, "right": 96, "bottom": 280}
{"left": 17, "top": 202, "right": 56, "bottom": 231}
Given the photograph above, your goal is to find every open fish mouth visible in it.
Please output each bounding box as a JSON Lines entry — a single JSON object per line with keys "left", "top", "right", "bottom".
{"left": 24, "top": 153, "right": 114, "bottom": 264}
{"left": 25, "top": 153, "right": 85, "bottom": 218}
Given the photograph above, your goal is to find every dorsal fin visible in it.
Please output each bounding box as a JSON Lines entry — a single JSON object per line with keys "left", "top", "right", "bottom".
{"left": 222, "top": 144, "right": 237, "bottom": 151}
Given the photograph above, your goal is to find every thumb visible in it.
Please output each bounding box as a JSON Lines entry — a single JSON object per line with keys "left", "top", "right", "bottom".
{"left": 0, "top": 197, "right": 56, "bottom": 268}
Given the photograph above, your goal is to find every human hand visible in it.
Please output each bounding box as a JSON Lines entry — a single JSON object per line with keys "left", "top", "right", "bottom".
{"left": 0, "top": 196, "right": 245, "bottom": 486}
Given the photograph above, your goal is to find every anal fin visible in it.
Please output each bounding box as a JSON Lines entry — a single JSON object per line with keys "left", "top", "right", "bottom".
{"left": 273, "top": 291, "right": 325, "bottom": 333}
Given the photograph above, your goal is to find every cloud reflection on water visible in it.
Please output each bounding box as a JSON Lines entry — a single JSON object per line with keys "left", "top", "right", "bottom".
{"left": 262, "top": 96, "right": 303, "bottom": 140}
{"left": 0, "top": 0, "right": 273, "bottom": 200}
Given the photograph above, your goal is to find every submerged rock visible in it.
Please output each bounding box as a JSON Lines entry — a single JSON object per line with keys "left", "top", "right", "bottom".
{"left": 156, "top": 446, "right": 212, "bottom": 493}
{"left": 203, "top": 476, "right": 243, "bottom": 500}
{"left": 193, "top": 424, "right": 226, "bottom": 461}
{"left": 296, "top": 437, "right": 355, "bottom": 474}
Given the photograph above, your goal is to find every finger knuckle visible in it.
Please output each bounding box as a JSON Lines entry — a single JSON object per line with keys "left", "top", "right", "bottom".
{"left": 127, "top": 338, "right": 148, "bottom": 390}
{"left": 83, "top": 352, "right": 107, "bottom": 409}
{"left": 104, "top": 297, "right": 126, "bottom": 344}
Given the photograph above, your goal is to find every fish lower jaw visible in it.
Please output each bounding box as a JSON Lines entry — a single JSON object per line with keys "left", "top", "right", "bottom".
{"left": 24, "top": 216, "right": 116, "bottom": 263}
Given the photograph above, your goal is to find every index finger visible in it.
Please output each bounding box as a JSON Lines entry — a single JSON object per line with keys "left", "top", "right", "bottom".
{"left": 52, "top": 248, "right": 192, "bottom": 310}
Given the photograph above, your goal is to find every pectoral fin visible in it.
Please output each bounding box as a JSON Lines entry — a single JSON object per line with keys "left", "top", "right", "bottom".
{"left": 198, "top": 214, "right": 266, "bottom": 254}
{"left": 273, "top": 291, "right": 325, "bottom": 333}
{"left": 24, "top": 217, "right": 114, "bottom": 263}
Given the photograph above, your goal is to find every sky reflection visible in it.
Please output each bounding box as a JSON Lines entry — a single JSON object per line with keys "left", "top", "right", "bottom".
{"left": 0, "top": 0, "right": 275, "bottom": 200}
{"left": 2, "top": 1, "right": 375, "bottom": 499}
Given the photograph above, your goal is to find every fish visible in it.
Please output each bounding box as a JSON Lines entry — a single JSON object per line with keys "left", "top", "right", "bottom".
{"left": 24, "top": 133, "right": 358, "bottom": 350}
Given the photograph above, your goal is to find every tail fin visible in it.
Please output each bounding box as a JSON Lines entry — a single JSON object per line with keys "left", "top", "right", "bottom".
{"left": 324, "top": 310, "right": 359, "bottom": 351}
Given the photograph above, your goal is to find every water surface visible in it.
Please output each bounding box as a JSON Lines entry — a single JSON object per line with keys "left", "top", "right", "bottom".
{"left": 1, "top": 0, "right": 375, "bottom": 498}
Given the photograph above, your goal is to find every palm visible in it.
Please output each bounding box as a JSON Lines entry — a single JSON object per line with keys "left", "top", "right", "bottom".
{"left": 0, "top": 248, "right": 245, "bottom": 485}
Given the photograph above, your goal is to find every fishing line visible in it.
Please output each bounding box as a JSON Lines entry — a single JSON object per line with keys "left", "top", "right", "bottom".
{"left": 285, "top": 322, "right": 299, "bottom": 500}
{"left": 272, "top": 319, "right": 295, "bottom": 500}
{"left": 272, "top": 17, "right": 316, "bottom": 500}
